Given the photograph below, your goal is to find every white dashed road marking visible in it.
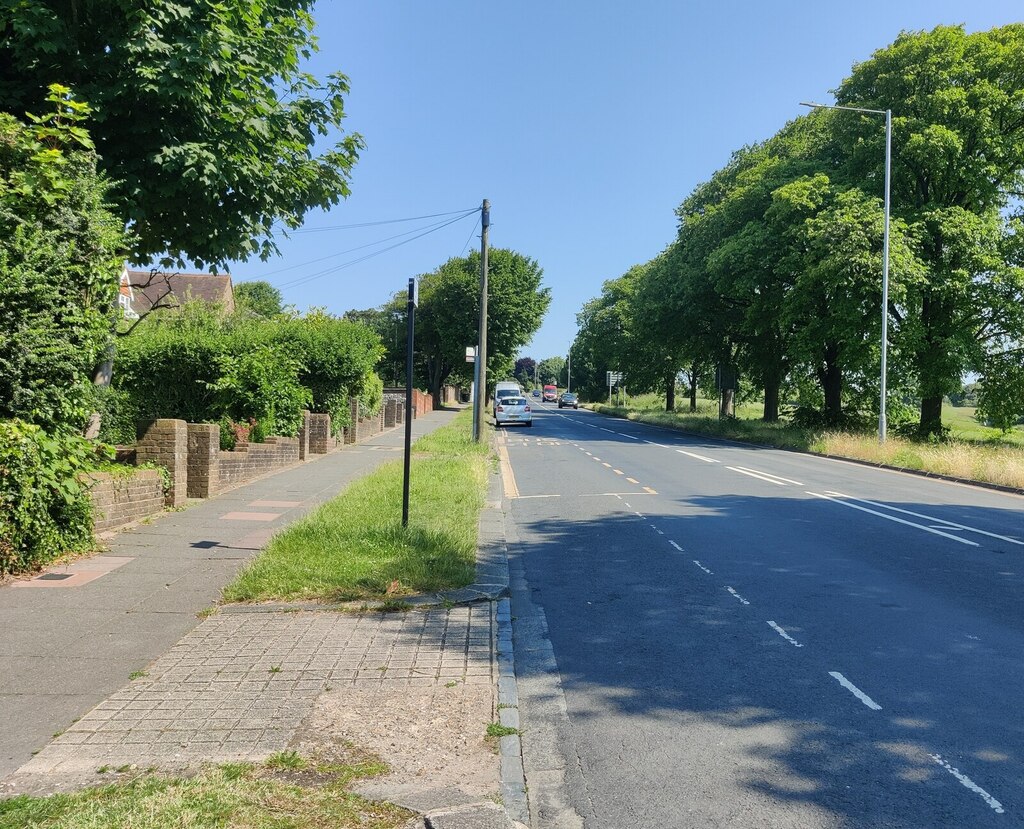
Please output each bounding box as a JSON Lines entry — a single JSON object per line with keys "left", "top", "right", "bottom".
{"left": 668, "top": 540, "right": 683, "bottom": 551}
{"left": 928, "top": 754, "right": 1005, "bottom": 814}
{"left": 828, "top": 671, "right": 882, "bottom": 710}
{"left": 726, "top": 587, "right": 750, "bottom": 605}
{"left": 767, "top": 621, "right": 804, "bottom": 647}
{"left": 693, "top": 560, "right": 713, "bottom": 574}
{"left": 676, "top": 449, "right": 719, "bottom": 463}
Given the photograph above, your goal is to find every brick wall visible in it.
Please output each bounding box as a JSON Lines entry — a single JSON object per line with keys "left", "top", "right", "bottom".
{"left": 308, "top": 413, "right": 337, "bottom": 454}
{"left": 186, "top": 423, "right": 219, "bottom": 498}
{"left": 384, "top": 388, "right": 433, "bottom": 417}
{"left": 85, "top": 469, "right": 164, "bottom": 533}
{"left": 217, "top": 437, "right": 301, "bottom": 490}
{"left": 136, "top": 419, "right": 187, "bottom": 506}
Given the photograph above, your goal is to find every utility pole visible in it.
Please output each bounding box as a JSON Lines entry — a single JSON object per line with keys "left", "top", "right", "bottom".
{"left": 567, "top": 350, "right": 571, "bottom": 393}
{"left": 473, "top": 199, "right": 490, "bottom": 442}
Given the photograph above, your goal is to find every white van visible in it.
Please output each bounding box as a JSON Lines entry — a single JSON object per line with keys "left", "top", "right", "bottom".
{"left": 494, "top": 381, "right": 522, "bottom": 405}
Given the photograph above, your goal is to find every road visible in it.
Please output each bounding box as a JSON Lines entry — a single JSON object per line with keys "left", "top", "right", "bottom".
{"left": 502, "top": 402, "right": 1024, "bottom": 828}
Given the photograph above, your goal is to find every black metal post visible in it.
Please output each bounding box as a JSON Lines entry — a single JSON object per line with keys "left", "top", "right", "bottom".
{"left": 402, "top": 278, "right": 416, "bottom": 527}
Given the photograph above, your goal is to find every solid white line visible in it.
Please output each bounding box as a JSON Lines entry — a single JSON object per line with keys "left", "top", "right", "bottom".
{"left": 767, "top": 621, "right": 804, "bottom": 648}
{"left": 676, "top": 449, "right": 719, "bottom": 463}
{"left": 828, "top": 671, "right": 882, "bottom": 710}
{"left": 928, "top": 754, "right": 1005, "bottom": 814}
{"left": 728, "top": 466, "right": 787, "bottom": 486}
{"left": 733, "top": 466, "right": 804, "bottom": 486}
{"left": 617, "top": 433, "right": 641, "bottom": 440}
{"left": 823, "top": 491, "right": 1023, "bottom": 547}
{"left": 808, "top": 492, "right": 980, "bottom": 546}
{"left": 645, "top": 441, "right": 669, "bottom": 448}
{"left": 726, "top": 587, "right": 750, "bottom": 605}
{"left": 516, "top": 494, "right": 562, "bottom": 499}
{"left": 693, "top": 560, "right": 713, "bottom": 574}
{"left": 668, "top": 540, "right": 683, "bottom": 551}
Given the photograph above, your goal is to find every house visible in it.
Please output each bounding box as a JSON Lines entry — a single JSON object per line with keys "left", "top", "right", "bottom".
{"left": 118, "top": 265, "right": 235, "bottom": 318}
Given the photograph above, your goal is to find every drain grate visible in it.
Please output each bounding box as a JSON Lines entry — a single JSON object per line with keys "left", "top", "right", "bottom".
{"left": 36, "top": 573, "right": 72, "bottom": 581}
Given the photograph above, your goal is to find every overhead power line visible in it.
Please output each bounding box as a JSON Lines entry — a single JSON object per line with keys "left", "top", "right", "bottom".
{"left": 275, "top": 210, "right": 478, "bottom": 290}
{"left": 259, "top": 210, "right": 479, "bottom": 278}
{"left": 280, "top": 207, "right": 480, "bottom": 235}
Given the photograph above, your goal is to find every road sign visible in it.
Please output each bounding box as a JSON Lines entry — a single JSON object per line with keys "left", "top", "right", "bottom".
{"left": 466, "top": 346, "right": 476, "bottom": 363}
{"left": 606, "top": 371, "right": 623, "bottom": 385}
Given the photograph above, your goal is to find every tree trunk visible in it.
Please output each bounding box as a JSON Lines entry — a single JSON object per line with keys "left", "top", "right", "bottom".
{"left": 919, "top": 395, "right": 943, "bottom": 436}
{"left": 689, "top": 362, "right": 699, "bottom": 412}
{"left": 763, "top": 381, "right": 780, "bottom": 422}
{"left": 665, "top": 373, "right": 676, "bottom": 412}
{"left": 822, "top": 346, "right": 843, "bottom": 424}
{"left": 720, "top": 389, "right": 735, "bottom": 419}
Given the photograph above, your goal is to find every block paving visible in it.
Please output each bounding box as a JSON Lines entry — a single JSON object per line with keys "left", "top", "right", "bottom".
{"left": 14, "top": 605, "right": 493, "bottom": 780}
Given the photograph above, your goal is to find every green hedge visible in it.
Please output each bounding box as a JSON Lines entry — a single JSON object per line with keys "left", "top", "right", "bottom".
{"left": 0, "top": 420, "right": 100, "bottom": 575}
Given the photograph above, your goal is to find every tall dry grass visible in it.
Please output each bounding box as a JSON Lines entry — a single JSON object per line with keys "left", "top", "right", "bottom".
{"left": 812, "top": 433, "right": 1024, "bottom": 490}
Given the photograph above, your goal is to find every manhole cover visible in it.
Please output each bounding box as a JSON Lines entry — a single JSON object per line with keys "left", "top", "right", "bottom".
{"left": 36, "top": 573, "right": 72, "bottom": 581}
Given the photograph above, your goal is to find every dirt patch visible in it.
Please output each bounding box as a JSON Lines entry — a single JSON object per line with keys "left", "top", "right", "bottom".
{"left": 294, "top": 682, "right": 499, "bottom": 812}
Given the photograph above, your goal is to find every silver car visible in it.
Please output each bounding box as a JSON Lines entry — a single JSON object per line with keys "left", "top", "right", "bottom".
{"left": 495, "top": 396, "right": 533, "bottom": 428}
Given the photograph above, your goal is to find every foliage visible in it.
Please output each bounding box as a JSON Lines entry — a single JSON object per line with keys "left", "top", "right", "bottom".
{"left": 208, "top": 344, "right": 310, "bottom": 440}
{"left": 0, "top": 0, "right": 364, "bottom": 269}
{"left": 514, "top": 356, "right": 536, "bottom": 389}
{"left": 109, "top": 304, "right": 383, "bottom": 441}
{"left": 536, "top": 356, "right": 565, "bottom": 386}
{"left": 234, "top": 281, "right": 284, "bottom": 318}
{"left": 404, "top": 248, "right": 550, "bottom": 406}
{"left": 0, "top": 87, "right": 125, "bottom": 435}
{"left": 0, "top": 419, "right": 104, "bottom": 575}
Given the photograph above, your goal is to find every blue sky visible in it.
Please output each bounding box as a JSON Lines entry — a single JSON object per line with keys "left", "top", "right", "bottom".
{"left": 233, "top": 1, "right": 1021, "bottom": 362}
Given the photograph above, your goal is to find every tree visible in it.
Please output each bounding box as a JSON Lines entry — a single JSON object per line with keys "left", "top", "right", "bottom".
{"left": 0, "top": 0, "right": 363, "bottom": 269}
{"left": 536, "top": 357, "right": 565, "bottom": 386}
{"left": 514, "top": 357, "right": 536, "bottom": 389}
{"left": 0, "top": 88, "right": 125, "bottom": 434}
{"left": 235, "top": 281, "right": 284, "bottom": 318}
{"left": 835, "top": 24, "right": 1024, "bottom": 434}
{"left": 416, "top": 249, "right": 550, "bottom": 408}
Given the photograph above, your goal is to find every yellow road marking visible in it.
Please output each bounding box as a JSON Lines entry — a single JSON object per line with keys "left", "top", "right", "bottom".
{"left": 643, "top": 486, "right": 658, "bottom": 495}
{"left": 613, "top": 469, "right": 623, "bottom": 475}
{"left": 497, "top": 438, "right": 520, "bottom": 499}
{"left": 626, "top": 477, "right": 639, "bottom": 484}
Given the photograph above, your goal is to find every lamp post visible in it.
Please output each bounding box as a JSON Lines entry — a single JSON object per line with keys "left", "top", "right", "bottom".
{"left": 801, "top": 101, "right": 892, "bottom": 443}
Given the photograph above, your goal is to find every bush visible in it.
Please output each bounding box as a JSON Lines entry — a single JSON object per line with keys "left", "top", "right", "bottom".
{"left": 0, "top": 419, "right": 103, "bottom": 575}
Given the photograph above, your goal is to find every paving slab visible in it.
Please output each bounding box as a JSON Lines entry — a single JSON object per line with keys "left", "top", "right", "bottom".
{"left": 0, "top": 409, "right": 456, "bottom": 780}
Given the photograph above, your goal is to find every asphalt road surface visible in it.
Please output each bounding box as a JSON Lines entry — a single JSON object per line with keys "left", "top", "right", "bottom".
{"left": 501, "top": 402, "right": 1024, "bottom": 828}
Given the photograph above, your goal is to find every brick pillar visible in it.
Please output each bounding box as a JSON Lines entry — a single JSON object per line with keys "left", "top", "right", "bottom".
{"left": 187, "top": 423, "right": 220, "bottom": 498}
{"left": 395, "top": 401, "right": 405, "bottom": 425}
{"left": 308, "top": 413, "right": 332, "bottom": 454}
{"left": 384, "top": 399, "right": 397, "bottom": 428}
{"left": 297, "top": 410, "right": 311, "bottom": 461}
{"left": 137, "top": 419, "right": 188, "bottom": 506}
{"left": 345, "top": 398, "right": 359, "bottom": 444}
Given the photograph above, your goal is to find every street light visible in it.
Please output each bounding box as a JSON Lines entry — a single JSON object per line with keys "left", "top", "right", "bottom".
{"left": 801, "top": 101, "right": 892, "bottom": 443}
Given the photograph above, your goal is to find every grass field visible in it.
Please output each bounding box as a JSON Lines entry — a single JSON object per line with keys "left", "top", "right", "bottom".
{"left": 588, "top": 396, "right": 1024, "bottom": 490}
{"left": 223, "top": 410, "right": 490, "bottom": 603}
{"left": 0, "top": 754, "right": 410, "bottom": 829}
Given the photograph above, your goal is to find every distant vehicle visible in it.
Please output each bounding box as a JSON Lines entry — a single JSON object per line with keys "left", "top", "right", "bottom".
{"left": 532, "top": 389, "right": 541, "bottom": 397}
{"left": 558, "top": 392, "right": 578, "bottom": 409}
{"left": 542, "top": 384, "right": 557, "bottom": 402}
{"left": 495, "top": 396, "right": 532, "bottom": 427}
{"left": 494, "top": 381, "right": 522, "bottom": 405}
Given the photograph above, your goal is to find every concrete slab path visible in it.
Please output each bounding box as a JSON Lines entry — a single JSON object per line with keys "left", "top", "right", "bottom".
{"left": 0, "top": 408, "right": 457, "bottom": 781}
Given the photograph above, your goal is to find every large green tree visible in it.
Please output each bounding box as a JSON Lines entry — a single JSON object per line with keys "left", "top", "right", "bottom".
{"left": 416, "top": 249, "right": 550, "bottom": 408}
{"left": 0, "top": 0, "right": 363, "bottom": 268}
{"left": 834, "top": 24, "right": 1024, "bottom": 434}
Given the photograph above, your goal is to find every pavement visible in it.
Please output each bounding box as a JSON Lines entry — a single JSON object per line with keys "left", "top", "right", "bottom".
{"left": 0, "top": 406, "right": 529, "bottom": 828}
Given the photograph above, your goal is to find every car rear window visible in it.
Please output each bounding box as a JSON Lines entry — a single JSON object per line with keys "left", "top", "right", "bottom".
{"left": 503, "top": 397, "right": 526, "bottom": 405}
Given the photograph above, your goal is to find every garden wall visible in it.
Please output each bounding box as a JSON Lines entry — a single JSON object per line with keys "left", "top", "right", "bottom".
{"left": 85, "top": 468, "right": 165, "bottom": 534}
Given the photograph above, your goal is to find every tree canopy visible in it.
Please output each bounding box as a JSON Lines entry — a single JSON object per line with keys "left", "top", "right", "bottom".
{"left": 0, "top": 0, "right": 363, "bottom": 269}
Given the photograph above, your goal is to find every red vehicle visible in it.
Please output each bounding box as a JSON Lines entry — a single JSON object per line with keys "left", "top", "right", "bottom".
{"left": 542, "top": 384, "right": 558, "bottom": 402}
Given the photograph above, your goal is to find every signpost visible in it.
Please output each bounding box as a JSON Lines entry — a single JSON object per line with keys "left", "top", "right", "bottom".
{"left": 467, "top": 345, "right": 477, "bottom": 439}
{"left": 402, "top": 277, "right": 417, "bottom": 527}
{"left": 606, "top": 371, "right": 623, "bottom": 405}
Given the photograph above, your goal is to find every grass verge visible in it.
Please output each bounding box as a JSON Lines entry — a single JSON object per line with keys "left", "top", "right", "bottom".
{"left": 589, "top": 403, "right": 1024, "bottom": 491}
{"left": 0, "top": 755, "right": 411, "bottom": 829}
{"left": 222, "top": 409, "right": 491, "bottom": 603}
